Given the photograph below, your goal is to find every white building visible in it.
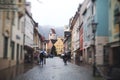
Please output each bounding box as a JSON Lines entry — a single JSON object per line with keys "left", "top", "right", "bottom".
{"left": 10, "top": 0, "right": 25, "bottom": 65}
{"left": 23, "top": 2, "right": 35, "bottom": 63}
{"left": 49, "top": 28, "right": 57, "bottom": 40}
{"left": 70, "top": 10, "right": 80, "bottom": 61}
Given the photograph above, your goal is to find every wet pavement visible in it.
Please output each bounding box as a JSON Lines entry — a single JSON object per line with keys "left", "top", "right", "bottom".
{"left": 0, "top": 57, "right": 104, "bottom": 80}
{"left": 0, "top": 63, "right": 36, "bottom": 80}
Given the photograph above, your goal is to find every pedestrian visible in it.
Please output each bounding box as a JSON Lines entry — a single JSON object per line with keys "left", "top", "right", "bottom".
{"left": 63, "top": 52, "right": 68, "bottom": 65}
{"left": 39, "top": 51, "right": 45, "bottom": 66}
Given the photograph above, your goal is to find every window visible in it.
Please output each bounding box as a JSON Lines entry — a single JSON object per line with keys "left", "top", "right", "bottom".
{"left": 16, "top": 44, "right": 19, "bottom": 64}
{"left": 3, "top": 37, "right": 8, "bottom": 59}
{"left": 103, "top": 46, "right": 109, "bottom": 65}
{"left": 0, "top": 0, "right": 4, "bottom": 3}
{"left": 113, "top": 47, "right": 120, "bottom": 66}
{"left": 1, "top": 0, "right": 12, "bottom": 3}
{"left": 92, "top": 5, "right": 94, "bottom": 15}
{"left": 21, "top": 22, "right": 24, "bottom": 33}
{"left": 4, "top": 0, "right": 9, "bottom": 3}
{"left": 18, "top": 19, "right": 20, "bottom": 30}
{"left": 19, "top": 0, "right": 21, "bottom": 2}
{"left": 92, "top": 4, "right": 96, "bottom": 15}
{"left": 6, "top": 11, "right": 10, "bottom": 19}
{"left": 10, "top": 0, "right": 14, "bottom": 3}
{"left": 11, "top": 41, "right": 15, "bottom": 60}
{"left": 109, "top": 0, "right": 111, "bottom": 8}
{"left": 0, "top": 12, "right": 1, "bottom": 19}
{"left": 12, "top": 11, "right": 15, "bottom": 25}
{"left": 20, "top": 45, "right": 23, "bottom": 59}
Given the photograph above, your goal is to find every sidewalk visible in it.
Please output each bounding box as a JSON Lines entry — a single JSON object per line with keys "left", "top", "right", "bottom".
{"left": 70, "top": 59, "right": 104, "bottom": 80}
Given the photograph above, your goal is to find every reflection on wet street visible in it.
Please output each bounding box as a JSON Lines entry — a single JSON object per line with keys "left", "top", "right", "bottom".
{"left": 0, "top": 63, "right": 36, "bottom": 80}
{"left": 0, "top": 58, "right": 104, "bottom": 80}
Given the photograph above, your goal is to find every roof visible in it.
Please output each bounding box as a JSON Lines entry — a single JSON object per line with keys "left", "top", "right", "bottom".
{"left": 38, "top": 33, "right": 45, "bottom": 42}
{"left": 51, "top": 28, "right": 56, "bottom": 34}
{"left": 45, "top": 40, "right": 49, "bottom": 43}
{"left": 51, "top": 39, "right": 57, "bottom": 44}
{"left": 64, "top": 31, "right": 71, "bottom": 37}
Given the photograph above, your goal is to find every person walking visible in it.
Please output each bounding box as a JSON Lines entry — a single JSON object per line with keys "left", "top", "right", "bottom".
{"left": 39, "top": 51, "right": 45, "bottom": 66}
{"left": 63, "top": 53, "right": 68, "bottom": 65}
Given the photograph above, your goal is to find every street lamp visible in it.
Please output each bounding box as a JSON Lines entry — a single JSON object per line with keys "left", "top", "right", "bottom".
{"left": 91, "top": 22, "right": 98, "bottom": 76}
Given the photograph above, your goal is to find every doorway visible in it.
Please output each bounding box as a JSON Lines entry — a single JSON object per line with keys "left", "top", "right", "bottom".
{"left": 112, "top": 46, "right": 120, "bottom": 67}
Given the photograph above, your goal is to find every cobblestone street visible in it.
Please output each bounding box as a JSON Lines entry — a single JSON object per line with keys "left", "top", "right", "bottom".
{"left": 12, "top": 57, "right": 103, "bottom": 80}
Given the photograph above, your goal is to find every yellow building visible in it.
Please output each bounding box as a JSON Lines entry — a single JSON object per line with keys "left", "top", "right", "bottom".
{"left": 54, "top": 37, "right": 64, "bottom": 55}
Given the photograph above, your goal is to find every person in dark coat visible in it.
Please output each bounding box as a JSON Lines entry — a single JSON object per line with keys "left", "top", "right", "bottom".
{"left": 39, "top": 51, "right": 45, "bottom": 65}
{"left": 63, "top": 53, "right": 68, "bottom": 65}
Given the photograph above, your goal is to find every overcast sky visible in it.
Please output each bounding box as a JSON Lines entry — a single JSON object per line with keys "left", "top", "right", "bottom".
{"left": 27, "top": 0, "right": 84, "bottom": 27}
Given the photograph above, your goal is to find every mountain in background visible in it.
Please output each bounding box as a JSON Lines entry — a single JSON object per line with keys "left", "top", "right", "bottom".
{"left": 38, "top": 25, "right": 64, "bottom": 40}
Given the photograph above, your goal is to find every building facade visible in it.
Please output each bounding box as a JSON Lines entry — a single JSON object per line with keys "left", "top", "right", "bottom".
{"left": 64, "top": 31, "right": 71, "bottom": 53}
{"left": 0, "top": 2, "right": 14, "bottom": 70}
{"left": 47, "top": 28, "right": 57, "bottom": 54}
{"left": 80, "top": 0, "right": 109, "bottom": 65}
{"left": 10, "top": 0, "right": 25, "bottom": 65}
{"left": 80, "top": 0, "right": 91, "bottom": 64}
{"left": 94, "top": 0, "right": 109, "bottom": 65}
{"left": 98, "top": 0, "right": 120, "bottom": 79}
{"left": 104, "top": 0, "right": 120, "bottom": 69}
{"left": 24, "top": 7, "right": 35, "bottom": 63}
{"left": 0, "top": 0, "right": 25, "bottom": 70}
{"left": 48, "top": 28, "right": 57, "bottom": 40}
{"left": 54, "top": 37, "right": 64, "bottom": 55}
{"left": 70, "top": 5, "right": 81, "bottom": 62}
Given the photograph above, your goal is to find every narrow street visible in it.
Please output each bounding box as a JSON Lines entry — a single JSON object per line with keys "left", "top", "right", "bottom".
{"left": 0, "top": 0, "right": 120, "bottom": 80}
{"left": 3, "top": 57, "right": 103, "bottom": 80}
